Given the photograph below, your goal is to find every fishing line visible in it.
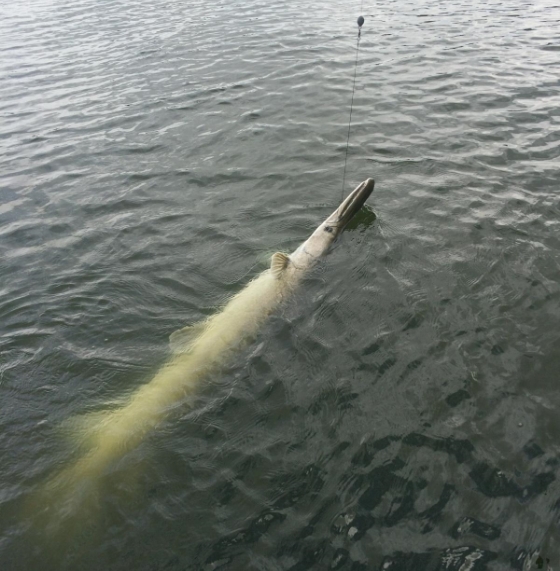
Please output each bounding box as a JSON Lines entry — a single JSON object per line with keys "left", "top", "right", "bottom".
{"left": 341, "top": 15, "right": 365, "bottom": 200}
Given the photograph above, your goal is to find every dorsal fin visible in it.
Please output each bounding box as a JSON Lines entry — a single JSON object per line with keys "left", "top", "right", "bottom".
{"left": 169, "top": 322, "right": 206, "bottom": 354}
{"left": 270, "top": 252, "right": 290, "bottom": 279}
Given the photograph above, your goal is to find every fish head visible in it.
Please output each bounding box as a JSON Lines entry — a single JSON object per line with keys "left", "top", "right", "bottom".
{"left": 325, "top": 178, "right": 375, "bottom": 236}
{"left": 297, "top": 178, "right": 374, "bottom": 260}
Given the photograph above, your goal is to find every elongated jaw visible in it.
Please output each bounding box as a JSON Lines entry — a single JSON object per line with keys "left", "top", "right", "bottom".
{"left": 329, "top": 178, "right": 375, "bottom": 231}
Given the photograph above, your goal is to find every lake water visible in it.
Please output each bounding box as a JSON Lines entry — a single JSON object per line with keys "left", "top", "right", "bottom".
{"left": 1, "top": 0, "right": 560, "bottom": 569}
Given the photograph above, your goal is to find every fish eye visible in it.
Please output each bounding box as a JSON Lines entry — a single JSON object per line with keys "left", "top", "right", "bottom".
{"left": 324, "top": 226, "right": 333, "bottom": 233}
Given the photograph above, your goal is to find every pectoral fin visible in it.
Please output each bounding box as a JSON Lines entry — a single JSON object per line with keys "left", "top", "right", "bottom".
{"left": 169, "top": 322, "right": 206, "bottom": 353}
{"left": 271, "top": 252, "right": 290, "bottom": 279}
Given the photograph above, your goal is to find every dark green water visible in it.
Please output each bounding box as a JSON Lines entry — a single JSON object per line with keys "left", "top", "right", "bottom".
{"left": 1, "top": 0, "right": 560, "bottom": 569}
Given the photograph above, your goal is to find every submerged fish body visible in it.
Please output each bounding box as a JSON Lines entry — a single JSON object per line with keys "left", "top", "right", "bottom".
{"left": 30, "top": 178, "right": 375, "bottom": 526}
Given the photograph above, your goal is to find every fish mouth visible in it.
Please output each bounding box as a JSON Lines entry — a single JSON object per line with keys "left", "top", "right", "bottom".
{"left": 332, "top": 178, "right": 375, "bottom": 229}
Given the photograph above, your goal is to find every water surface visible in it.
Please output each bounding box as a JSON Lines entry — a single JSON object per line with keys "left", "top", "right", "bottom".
{"left": 1, "top": 0, "right": 560, "bottom": 569}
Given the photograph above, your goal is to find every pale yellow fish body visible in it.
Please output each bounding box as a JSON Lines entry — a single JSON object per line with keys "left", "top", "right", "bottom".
{"left": 28, "top": 179, "right": 374, "bottom": 531}
{"left": 77, "top": 268, "right": 292, "bottom": 464}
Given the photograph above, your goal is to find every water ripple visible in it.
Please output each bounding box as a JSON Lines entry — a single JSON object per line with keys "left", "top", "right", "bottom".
{"left": 1, "top": 0, "right": 560, "bottom": 568}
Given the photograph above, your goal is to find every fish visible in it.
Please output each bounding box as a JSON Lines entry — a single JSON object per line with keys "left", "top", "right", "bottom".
{"left": 29, "top": 178, "right": 374, "bottom": 530}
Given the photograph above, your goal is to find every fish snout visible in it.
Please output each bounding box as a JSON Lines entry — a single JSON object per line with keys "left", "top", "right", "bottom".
{"left": 334, "top": 178, "right": 374, "bottom": 229}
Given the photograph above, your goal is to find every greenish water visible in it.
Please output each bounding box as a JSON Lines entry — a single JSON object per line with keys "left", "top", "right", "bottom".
{"left": 1, "top": 0, "right": 560, "bottom": 569}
